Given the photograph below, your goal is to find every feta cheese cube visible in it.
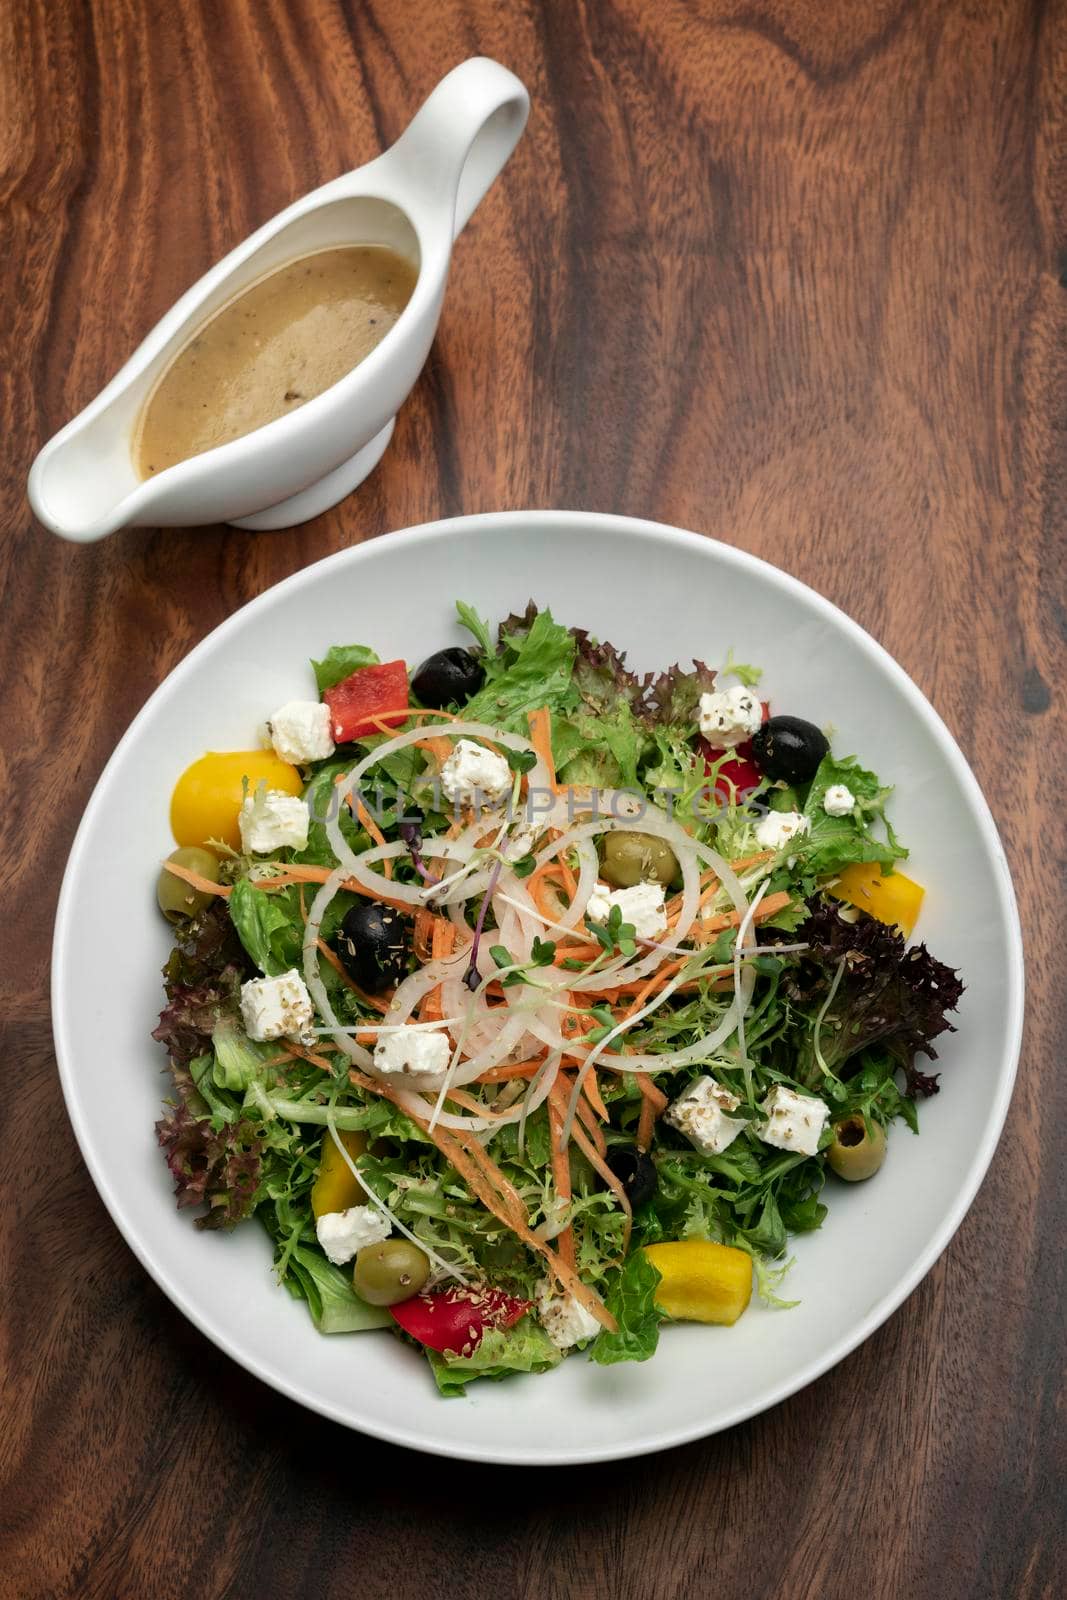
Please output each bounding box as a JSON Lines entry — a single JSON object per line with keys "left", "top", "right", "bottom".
{"left": 823, "top": 783, "right": 856, "bottom": 818}
{"left": 698, "top": 686, "right": 763, "bottom": 747}
{"left": 373, "top": 1026, "right": 452, "bottom": 1078}
{"left": 535, "top": 1280, "right": 602, "bottom": 1349}
{"left": 315, "top": 1204, "right": 390, "bottom": 1265}
{"left": 268, "top": 700, "right": 335, "bottom": 765}
{"left": 757, "top": 1084, "right": 829, "bottom": 1157}
{"left": 666, "top": 1075, "right": 748, "bottom": 1156}
{"left": 585, "top": 880, "right": 668, "bottom": 941}
{"left": 240, "top": 969, "right": 314, "bottom": 1042}
{"left": 754, "top": 809, "right": 810, "bottom": 851}
{"left": 440, "top": 739, "right": 513, "bottom": 807}
{"left": 239, "top": 786, "right": 310, "bottom": 853}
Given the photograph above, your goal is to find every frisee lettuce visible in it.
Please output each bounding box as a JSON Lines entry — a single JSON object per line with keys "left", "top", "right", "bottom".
{"left": 427, "top": 1317, "right": 562, "bottom": 1395}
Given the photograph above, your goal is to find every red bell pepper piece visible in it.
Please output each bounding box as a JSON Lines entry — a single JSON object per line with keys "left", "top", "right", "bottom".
{"left": 389, "top": 1285, "right": 531, "bottom": 1356}
{"left": 323, "top": 660, "right": 409, "bottom": 743}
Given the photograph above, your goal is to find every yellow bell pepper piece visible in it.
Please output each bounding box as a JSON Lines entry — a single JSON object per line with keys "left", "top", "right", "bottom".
{"left": 310, "top": 1129, "right": 368, "bottom": 1218}
{"left": 829, "top": 862, "right": 924, "bottom": 937}
{"left": 643, "top": 1241, "right": 753, "bottom": 1326}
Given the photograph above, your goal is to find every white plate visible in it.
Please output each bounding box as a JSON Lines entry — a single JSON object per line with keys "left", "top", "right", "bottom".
{"left": 52, "top": 512, "right": 1023, "bottom": 1465}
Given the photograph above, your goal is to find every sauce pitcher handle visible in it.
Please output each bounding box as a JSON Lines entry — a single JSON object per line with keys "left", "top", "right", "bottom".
{"left": 382, "top": 58, "right": 529, "bottom": 240}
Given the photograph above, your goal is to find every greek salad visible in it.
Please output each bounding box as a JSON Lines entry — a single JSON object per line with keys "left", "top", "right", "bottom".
{"left": 153, "top": 602, "right": 963, "bottom": 1393}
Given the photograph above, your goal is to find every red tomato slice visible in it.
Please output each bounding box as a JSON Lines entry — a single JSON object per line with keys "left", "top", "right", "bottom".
{"left": 389, "top": 1285, "right": 531, "bottom": 1356}
{"left": 323, "top": 660, "right": 409, "bottom": 742}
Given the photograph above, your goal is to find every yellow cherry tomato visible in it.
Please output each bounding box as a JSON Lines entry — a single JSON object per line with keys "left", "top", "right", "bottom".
{"left": 830, "top": 862, "right": 925, "bottom": 937}
{"left": 170, "top": 749, "right": 303, "bottom": 851}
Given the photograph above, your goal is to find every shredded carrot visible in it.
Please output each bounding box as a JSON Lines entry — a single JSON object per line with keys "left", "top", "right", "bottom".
{"left": 547, "top": 1092, "right": 576, "bottom": 1269}
{"left": 553, "top": 940, "right": 602, "bottom": 967}
{"left": 575, "top": 1093, "right": 607, "bottom": 1158}
{"left": 442, "top": 1087, "right": 530, "bottom": 1121}
{"left": 284, "top": 1039, "right": 336, "bottom": 1072}
{"left": 245, "top": 862, "right": 412, "bottom": 913}
{"left": 527, "top": 870, "right": 564, "bottom": 923}
{"left": 419, "top": 918, "right": 457, "bottom": 1021}
{"left": 636, "top": 1095, "right": 656, "bottom": 1152}
{"left": 695, "top": 890, "right": 791, "bottom": 938}
{"left": 363, "top": 709, "right": 465, "bottom": 733}
{"left": 550, "top": 1080, "right": 632, "bottom": 1256}
{"left": 526, "top": 862, "right": 573, "bottom": 926}
{"left": 353, "top": 799, "right": 393, "bottom": 879}
{"left": 526, "top": 707, "right": 556, "bottom": 790}
{"left": 413, "top": 908, "right": 435, "bottom": 961}
{"left": 582, "top": 1067, "right": 609, "bottom": 1122}
{"left": 473, "top": 1055, "right": 546, "bottom": 1083}
{"left": 618, "top": 959, "right": 685, "bottom": 1020}
{"left": 637, "top": 1082, "right": 663, "bottom": 1152}
{"left": 415, "top": 735, "right": 454, "bottom": 767}
{"left": 162, "top": 861, "right": 231, "bottom": 899}
{"left": 667, "top": 876, "right": 725, "bottom": 927}
{"left": 664, "top": 853, "right": 773, "bottom": 920}
{"left": 639, "top": 1076, "right": 668, "bottom": 1113}
{"left": 364, "top": 709, "right": 505, "bottom": 757}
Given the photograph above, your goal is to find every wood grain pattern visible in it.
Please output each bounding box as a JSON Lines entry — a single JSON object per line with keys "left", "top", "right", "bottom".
{"left": 1, "top": 0, "right": 1064, "bottom": 1595}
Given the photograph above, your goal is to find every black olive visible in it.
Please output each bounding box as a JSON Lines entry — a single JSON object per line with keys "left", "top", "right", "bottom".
{"left": 605, "top": 1145, "right": 658, "bottom": 1210}
{"left": 750, "top": 715, "right": 829, "bottom": 784}
{"left": 411, "top": 647, "right": 485, "bottom": 708}
{"left": 334, "top": 901, "right": 409, "bottom": 992}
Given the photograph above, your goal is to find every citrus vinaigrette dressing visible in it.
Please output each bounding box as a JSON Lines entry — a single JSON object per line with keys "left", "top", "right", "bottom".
{"left": 135, "top": 246, "right": 418, "bottom": 477}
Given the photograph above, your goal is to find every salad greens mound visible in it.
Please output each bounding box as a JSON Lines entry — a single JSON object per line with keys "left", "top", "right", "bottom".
{"left": 152, "top": 601, "right": 963, "bottom": 1394}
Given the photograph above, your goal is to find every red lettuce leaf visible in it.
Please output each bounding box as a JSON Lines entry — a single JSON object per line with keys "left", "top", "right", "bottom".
{"left": 782, "top": 901, "right": 964, "bottom": 1097}
{"left": 156, "top": 1085, "right": 266, "bottom": 1230}
{"left": 638, "top": 660, "right": 718, "bottom": 727}
{"left": 153, "top": 901, "right": 254, "bottom": 1065}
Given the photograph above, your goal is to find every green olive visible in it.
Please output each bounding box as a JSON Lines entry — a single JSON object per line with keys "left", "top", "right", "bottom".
{"left": 827, "top": 1115, "right": 887, "bottom": 1181}
{"left": 353, "top": 1238, "right": 431, "bottom": 1306}
{"left": 600, "top": 831, "right": 680, "bottom": 889}
{"left": 156, "top": 846, "right": 221, "bottom": 922}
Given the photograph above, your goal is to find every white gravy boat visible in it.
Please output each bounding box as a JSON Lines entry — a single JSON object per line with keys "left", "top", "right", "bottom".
{"left": 29, "top": 58, "right": 528, "bottom": 541}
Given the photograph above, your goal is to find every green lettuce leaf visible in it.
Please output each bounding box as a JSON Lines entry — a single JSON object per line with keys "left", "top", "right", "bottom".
{"left": 284, "top": 1244, "right": 392, "bottom": 1333}
{"left": 427, "top": 1315, "right": 562, "bottom": 1395}
{"left": 311, "top": 643, "right": 380, "bottom": 694}
{"left": 589, "top": 1249, "right": 663, "bottom": 1365}
{"left": 555, "top": 701, "right": 647, "bottom": 788}
{"left": 800, "top": 754, "right": 904, "bottom": 875}
{"left": 211, "top": 1016, "right": 274, "bottom": 1091}
{"left": 461, "top": 606, "right": 578, "bottom": 730}
{"left": 228, "top": 878, "right": 303, "bottom": 975}
{"left": 455, "top": 600, "right": 494, "bottom": 657}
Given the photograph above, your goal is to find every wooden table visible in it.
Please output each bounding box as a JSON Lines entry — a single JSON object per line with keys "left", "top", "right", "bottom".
{"left": 3, "top": 2, "right": 1063, "bottom": 1595}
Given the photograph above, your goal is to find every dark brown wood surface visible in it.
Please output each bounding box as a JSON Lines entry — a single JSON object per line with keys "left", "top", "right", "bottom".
{"left": 1, "top": 1, "right": 1063, "bottom": 1596}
